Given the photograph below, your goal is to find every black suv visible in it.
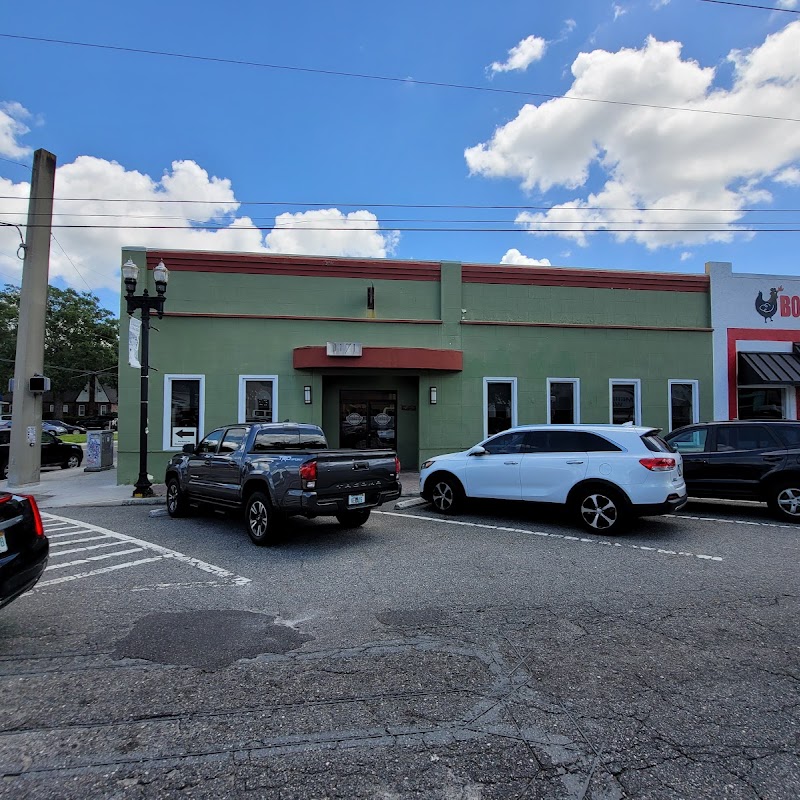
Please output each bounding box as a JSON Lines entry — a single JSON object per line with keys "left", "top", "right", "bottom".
{"left": 664, "top": 420, "right": 800, "bottom": 521}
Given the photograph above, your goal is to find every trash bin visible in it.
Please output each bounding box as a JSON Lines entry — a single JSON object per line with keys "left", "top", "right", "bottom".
{"left": 84, "top": 429, "right": 114, "bottom": 471}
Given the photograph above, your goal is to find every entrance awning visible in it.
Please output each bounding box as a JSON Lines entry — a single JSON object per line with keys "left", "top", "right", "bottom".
{"left": 738, "top": 352, "right": 800, "bottom": 385}
{"left": 293, "top": 346, "right": 463, "bottom": 371}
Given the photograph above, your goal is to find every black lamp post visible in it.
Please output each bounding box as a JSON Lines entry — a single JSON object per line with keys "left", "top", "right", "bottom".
{"left": 122, "top": 258, "right": 169, "bottom": 498}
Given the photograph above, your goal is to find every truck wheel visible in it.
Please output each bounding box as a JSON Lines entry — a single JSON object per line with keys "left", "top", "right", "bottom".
{"left": 246, "top": 491, "right": 277, "bottom": 545}
{"left": 166, "top": 478, "right": 190, "bottom": 518}
{"left": 767, "top": 480, "right": 800, "bottom": 522}
{"left": 336, "top": 509, "right": 371, "bottom": 528}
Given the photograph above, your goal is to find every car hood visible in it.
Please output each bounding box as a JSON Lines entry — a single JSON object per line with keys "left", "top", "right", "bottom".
{"left": 424, "top": 449, "right": 470, "bottom": 464}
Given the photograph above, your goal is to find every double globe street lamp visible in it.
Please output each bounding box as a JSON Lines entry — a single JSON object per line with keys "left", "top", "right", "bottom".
{"left": 122, "top": 258, "right": 169, "bottom": 498}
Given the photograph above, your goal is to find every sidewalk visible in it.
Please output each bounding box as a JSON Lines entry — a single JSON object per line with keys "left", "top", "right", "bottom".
{"left": 1, "top": 465, "right": 421, "bottom": 510}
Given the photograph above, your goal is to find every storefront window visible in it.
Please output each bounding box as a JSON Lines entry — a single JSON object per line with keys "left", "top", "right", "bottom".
{"left": 164, "top": 374, "right": 205, "bottom": 449}
{"left": 239, "top": 376, "right": 277, "bottom": 423}
{"left": 484, "top": 378, "right": 517, "bottom": 437}
{"left": 737, "top": 387, "right": 785, "bottom": 419}
{"left": 547, "top": 379, "right": 579, "bottom": 424}
{"left": 610, "top": 380, "right": 641, "bottom": 425}
{"left": 669, "top": 381, "right": 698, "bottom": 431}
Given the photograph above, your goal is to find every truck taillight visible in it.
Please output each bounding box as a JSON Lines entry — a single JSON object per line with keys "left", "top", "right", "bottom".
{"left": 395, "top": 456, "right": 401, "bottom": 475}
{"left": 639, "top": 457, "right": 676, "bottom": 472}
{"left": 299, "top": 460, "right": 317, "bottom": 484}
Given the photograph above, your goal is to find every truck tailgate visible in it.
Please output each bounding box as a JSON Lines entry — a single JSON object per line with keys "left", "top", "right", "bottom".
{"left": 314, "top": 450, "right": 399, "bottom": 500}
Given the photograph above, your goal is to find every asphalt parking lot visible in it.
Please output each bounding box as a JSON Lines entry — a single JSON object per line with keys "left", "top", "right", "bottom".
{"left": 0, "top": 498, "right": 797, "bottom": 799}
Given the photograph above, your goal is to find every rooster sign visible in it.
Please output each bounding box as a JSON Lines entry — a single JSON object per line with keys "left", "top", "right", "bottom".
{"left": 755, "top": 285, "right": 783, "bottom": 323}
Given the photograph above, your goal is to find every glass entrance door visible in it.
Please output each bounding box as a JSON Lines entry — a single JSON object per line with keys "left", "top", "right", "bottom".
{"left": 340, "top": 391, "right": 397, "bottom": 450}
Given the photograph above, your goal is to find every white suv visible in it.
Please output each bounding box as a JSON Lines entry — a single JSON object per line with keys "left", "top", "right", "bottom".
{"left": 419, "top": 425, "right": 686, "bottom": 533}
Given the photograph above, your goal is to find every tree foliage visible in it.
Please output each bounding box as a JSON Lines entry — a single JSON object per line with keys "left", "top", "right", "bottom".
{"left": 0, "top": 284, "right": 118, "bottom": 397}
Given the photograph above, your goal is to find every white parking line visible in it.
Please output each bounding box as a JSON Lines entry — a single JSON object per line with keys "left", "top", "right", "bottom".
{"left": 46, "top": 547, "right": 144, "bottom": 570}
{"left": 670, "top": 513, "right": 797, "bottom": 530}
{"left": 377, "top": 510, "right": 724, "bottom": 562}
{"left": 39, "top": 512, "right": 252, "bottom": 587}
{"left": 49, "top": 541, "right": 132, "bottom": 557}
{"left": 37, "top": 557, "right": 165, "bottom": 587}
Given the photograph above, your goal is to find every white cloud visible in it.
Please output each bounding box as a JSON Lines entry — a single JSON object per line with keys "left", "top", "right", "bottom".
{"left": 465, "top": 23, "right": 800, "bottom": 249}
{"left": 264, "top": 209, "right": 399, "bottom": 258}
{"left": 489, "top": 36, "right": 547, "bottom": 74}
{"left": 0, "top": 102, "right": 32, "bottom": 160}
{"left": 652, "top": 0, "right": 671, "bottom": 8}
{"left": 499, "top": 248, "right": 552, "bottom": 266}
{"left": 775, "top": 167, "right": 800, "bottom": 185}
{"left": 0, "top": 155, "right": 399, "bottom": 292}
{"left": 777, "top": 1, "right": 798, "bottom": 10}
{"left": 613, "top": 4, "right": 628, "bottom": 21}
{"left": 680, "top": 251, "right": 692, "bottom": 261}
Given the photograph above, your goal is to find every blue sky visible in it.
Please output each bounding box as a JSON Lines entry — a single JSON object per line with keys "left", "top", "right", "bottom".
{"left": 1, "top": 0, "right": 799, "bottom": 312}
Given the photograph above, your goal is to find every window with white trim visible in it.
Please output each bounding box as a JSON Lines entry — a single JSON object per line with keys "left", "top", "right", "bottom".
{"left": 483, "top": 378, "right": 517, "bottom": 439}
{"left": 49, "top": 404, "right": 54, "bottom": 412}
{"left": 100, "top": 404, "right": 108, "bottom": 416}
{"left": 78, "top": 404, "right": 86, "bottom": 416}
{"left": 238, "top": 375, "right": 278, "bottom": 423}
{"left": 62, "top": 404, "right": 69, "bottom": 413}
{"left": 668, "top": 380, "right": 699, "bottom": 431}
{"left": 547, "top": 378, "right": 580, "bottom": 424}
{"left": 609, "top": 379, "right": 642, "bottom": 425}
{"left": 163, "top": 374, "right": 205, "bottom": 450}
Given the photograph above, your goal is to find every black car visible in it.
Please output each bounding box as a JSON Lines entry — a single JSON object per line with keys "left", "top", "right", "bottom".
{"left": 0, "top": 430, "right": 83, "bottom": 480}
{"left": 0, "top": 491, "right": 49, "bottom": 608}
{"left": 664, "top": 420, "right": 800, "bottom": 521}
{"left": 45, "top": 419, "right": 87, "bottom": 434}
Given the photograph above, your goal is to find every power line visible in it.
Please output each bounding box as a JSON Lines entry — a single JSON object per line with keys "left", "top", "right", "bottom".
{"left": 12, "top": 222, "right": 800, "bottom": 233}
{"left": 0, "top": 156, "right": 31, "bottom": 169}
{"left": 699, "top": 0, "right": 800, "bottom": 12}
{"left": 2, "top": 31, "right": 799, "bottom": 124}
{"left": 4, "top": 196, "right": 800, "bottom": 214}
{"left": 50, "top": 234, "right": 94, "bottom": 293}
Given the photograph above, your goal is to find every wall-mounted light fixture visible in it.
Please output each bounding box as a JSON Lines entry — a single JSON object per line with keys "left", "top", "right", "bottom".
{"left": 429, "top": 386, "right": 437, "bottom": 405}
{"left": 304, "top": 385, "right": 312, "bottom": 404}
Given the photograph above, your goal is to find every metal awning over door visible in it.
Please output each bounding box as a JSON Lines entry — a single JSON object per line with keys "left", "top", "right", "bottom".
{"left": 738, "top": 352, "right": 800, "bottom": 385}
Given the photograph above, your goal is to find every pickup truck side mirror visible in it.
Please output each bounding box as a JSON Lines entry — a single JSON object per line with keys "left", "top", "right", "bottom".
{"left": 182, "top": 443, "right": 197, "bottom": 454}
{"left": 468, "top": 445, "right": 488, "bottom": 456}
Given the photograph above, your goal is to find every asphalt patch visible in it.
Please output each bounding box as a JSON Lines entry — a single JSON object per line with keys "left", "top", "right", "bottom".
{"left": 113, "top": 610, "right": 313, "bottom": 669}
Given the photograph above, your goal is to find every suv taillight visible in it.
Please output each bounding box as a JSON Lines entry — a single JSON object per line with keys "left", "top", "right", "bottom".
{"left": 299, "top": 459, "right": 317, "bottom": 486}
{"left": 24, "top": 495, "right": 45, "bottom": 537}
{"left": 639, "top": 457, "right": 676, "bottom": 472}
{"left": 394, "top": 456, "right": 401, "bottom": 475}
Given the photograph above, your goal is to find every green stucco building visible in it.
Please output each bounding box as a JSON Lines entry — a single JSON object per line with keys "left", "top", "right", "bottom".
{"left": 117, "top": 247, "right": 713, "bottom": 484}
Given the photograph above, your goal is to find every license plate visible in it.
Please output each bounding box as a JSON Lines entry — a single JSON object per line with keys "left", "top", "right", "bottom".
{"left": 348, "top": 494, "right": 366, "bottom": 506}
{"left": 0, "top": 533, "right": 6, "bottom": 554}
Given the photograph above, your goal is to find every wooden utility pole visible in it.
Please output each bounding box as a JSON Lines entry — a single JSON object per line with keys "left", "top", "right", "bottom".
{"left": 8, "top": 149, "right": 56, "bottom": 487}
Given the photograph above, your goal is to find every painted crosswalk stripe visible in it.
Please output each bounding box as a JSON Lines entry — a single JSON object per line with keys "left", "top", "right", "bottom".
{"left": 39, "top": 513, "right": 252, "bottom": 586}
{"left": 46, "top": 548, "right": 144, "bottom": 570}
{"left": 48, "top": 541, "right": 132, "bottom": 557}
{"left": 37, "top": 557, "right": 165, "bottom": 587}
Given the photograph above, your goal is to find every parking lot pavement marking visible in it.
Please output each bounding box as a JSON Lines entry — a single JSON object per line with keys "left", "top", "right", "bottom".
{"left": 670, "top": 513, "right": 797, "bottom": 530}
{"left": 37, "top": 557, "right": 166, "bottom": 587}
{"left": 37, "top": 512, "right": 252, "bottom": 589}
{"left": 377, "top": 510, "right": 724, "bottom": 562}
{"left": 48, "top": 540, "right": 134, "bottom": 557}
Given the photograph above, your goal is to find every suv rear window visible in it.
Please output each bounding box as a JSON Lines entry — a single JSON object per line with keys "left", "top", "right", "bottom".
{"left": 642, "top": 434, "right": 675, "bottom": 453}
{"left": 772, "top": 424, "right": 800, "bottom": 448}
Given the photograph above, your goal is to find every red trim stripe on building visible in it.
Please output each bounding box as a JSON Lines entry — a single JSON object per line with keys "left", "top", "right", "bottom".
{"left": 462, "top": 263, "right": 709, "bottom": 292}
{"left": 147, "top": 251, "right": 441, "bottom": 281}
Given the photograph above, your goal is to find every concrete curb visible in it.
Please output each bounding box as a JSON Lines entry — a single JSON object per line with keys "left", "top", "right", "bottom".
{"left": 395, "top": 497, "right": 428, "bottom": 510}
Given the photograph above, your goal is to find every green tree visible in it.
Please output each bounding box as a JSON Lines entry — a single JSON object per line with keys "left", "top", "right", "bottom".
{"left": 0, "top": 284, "right": 118, "bottom": 398}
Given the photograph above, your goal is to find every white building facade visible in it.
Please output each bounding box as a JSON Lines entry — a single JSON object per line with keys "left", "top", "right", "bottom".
{"left": 708, "top": 262, "right": 800, "bottom": 422}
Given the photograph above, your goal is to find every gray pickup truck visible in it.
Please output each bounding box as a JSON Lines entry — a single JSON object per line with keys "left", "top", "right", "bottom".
{"left": 164, "top": 422, "right": 401, "bottom": 545}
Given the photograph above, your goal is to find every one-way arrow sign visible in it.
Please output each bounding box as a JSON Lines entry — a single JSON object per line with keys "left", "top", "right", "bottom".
{"left": 171, "top": 426, "right": 198, "bottom": 448}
